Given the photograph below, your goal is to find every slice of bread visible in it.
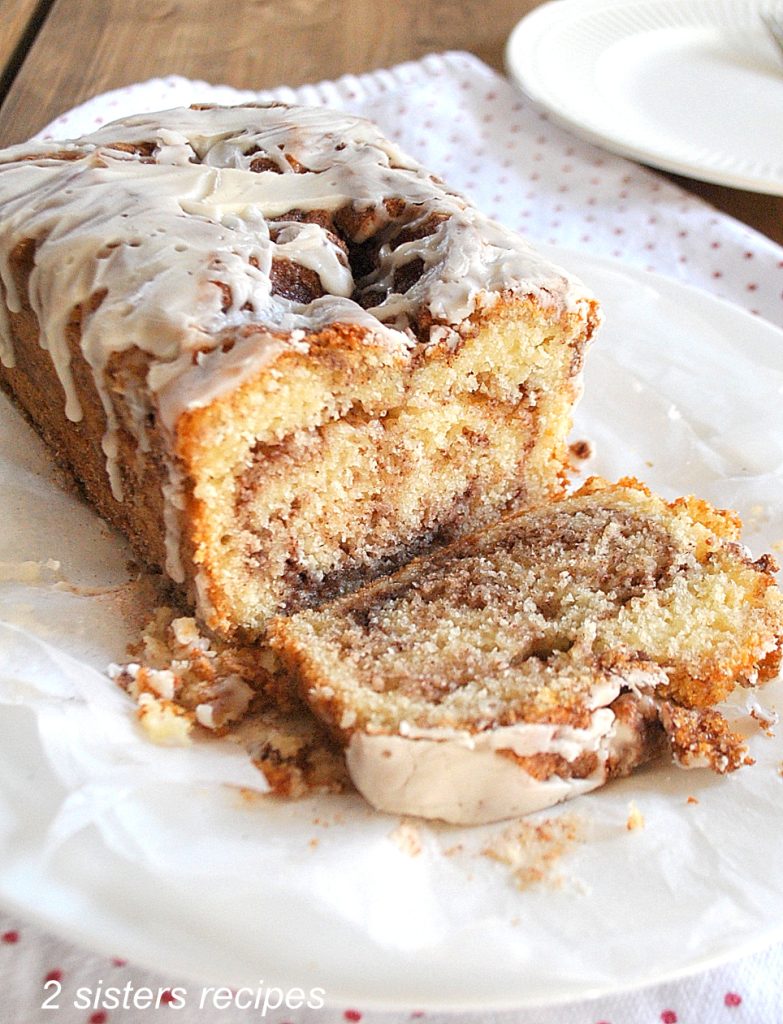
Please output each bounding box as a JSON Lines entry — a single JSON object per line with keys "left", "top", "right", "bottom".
{"left": 269, "top": 478, "right": 783, "bottom": 823}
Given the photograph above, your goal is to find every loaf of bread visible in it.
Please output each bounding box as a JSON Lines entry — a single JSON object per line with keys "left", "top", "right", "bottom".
{"left": 0, "top": 103, "right": 599, "bottom": 638}
{"left": 269, "top": 478, "right": 783, "bottom": 824}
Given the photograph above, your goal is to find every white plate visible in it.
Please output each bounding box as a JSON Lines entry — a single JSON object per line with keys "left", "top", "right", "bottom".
{"left": 506, "top": 0, "right": 783, "bottom": 193}
{"left": 1, "top": 250, "right": 783, "bottom": 1011}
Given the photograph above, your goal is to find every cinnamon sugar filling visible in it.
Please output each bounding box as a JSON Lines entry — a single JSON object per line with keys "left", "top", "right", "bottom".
{"left": 233, "top": 388, "right": 538, "bottom": 617}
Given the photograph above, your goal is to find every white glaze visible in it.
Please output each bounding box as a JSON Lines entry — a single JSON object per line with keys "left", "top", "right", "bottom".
{"left": 346, "top": 668, "right": 667, "bottom": 824}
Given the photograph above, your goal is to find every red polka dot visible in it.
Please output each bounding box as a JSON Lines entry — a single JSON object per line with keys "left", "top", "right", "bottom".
{"left": 160, "top": 989, "right": 176, "bottom": 1005}
{"left": 2, "top": 930, "right": 18, "bottom": 943}
{"left": 661, "top": 1012, "right": 678, "bottom": 1024}
{"left": 746, "top": 282, "right": 758, "bottom": 291}
{"left": 344, "top": 1012, "right": 362, "bottom": 1022}
{"left": 45, "top": 969, "right": 63, "bottom": 983}
{"left": 89, "top": 1014, "right": 108, "bottom": 1024}
{"left": 725, "top": 992, "right": 742, "bottom": 1007}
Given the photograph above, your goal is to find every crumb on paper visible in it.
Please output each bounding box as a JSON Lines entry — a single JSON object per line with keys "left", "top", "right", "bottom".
{"left": 481, "top": 814, "right": 584, "bottom": 891}
{"left": 442, "top": 843, "right": 464, "bottom": 858}
{"left": 626, "top": 801, "right": 645, "bottom": 831}
{"left": 309, "top": 837, "right": 320, "bottom": 850}
{"left": 236, "top": 787, "right": 268, "bottom": 805}
{"left": 136, "top": 692, "right": 193, "bottom": 745}
{"left": 389, "top": 820, "right": 423, "bottom": 857}
{"left": 778, "top": 763, "right": 783, "bottom": 779}
{"left": 111, "top": 604, "right": 350, "bottom": 798}
{"left": 568, "top": 439, "right": 593, "bottom": 461}
{"left": 772, "top": 540, "right": 783, "bottom": 554}
{"left": 687, "top": 795, "right": 699, "bottom": 806}
{"left": 748, "top": 698, "right": 778, "bottom": 737}
{"left": 311, "top": 811, "right": 348, "bottom": 828}
{"left": 645, "top": 460, "right": 654, "bottom": 468}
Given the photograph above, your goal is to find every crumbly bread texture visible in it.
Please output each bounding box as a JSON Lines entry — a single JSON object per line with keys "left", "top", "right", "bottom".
{"left": 112, "top": 606, "right": 349, "bottom": 797}
{"left": 270, "top": 478, "right": 783, "bottom": 823}
{"left": 0, "top": 104, "right": 599, "bottom": 639}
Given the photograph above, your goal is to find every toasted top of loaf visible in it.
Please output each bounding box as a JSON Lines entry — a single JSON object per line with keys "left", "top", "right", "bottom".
{"left": 0, "top": 102, "right": 594, "bottom": 436}
{"left": 270, "top": 477, "right": 783, "bottom": 741}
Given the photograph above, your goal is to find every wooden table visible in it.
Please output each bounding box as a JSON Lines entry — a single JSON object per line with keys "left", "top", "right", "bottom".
{"left": 1, "top": 0, "right": 781, "bottom": 245}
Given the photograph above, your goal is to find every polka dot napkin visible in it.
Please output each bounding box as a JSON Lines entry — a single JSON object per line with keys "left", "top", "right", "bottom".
{"left": 3, "top": 49, "right": 783, "bottom": 1024}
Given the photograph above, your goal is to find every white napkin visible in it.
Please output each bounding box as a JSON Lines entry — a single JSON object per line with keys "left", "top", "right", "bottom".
{"left": 2, "top": 50, "right": 783, "bottom": 1024}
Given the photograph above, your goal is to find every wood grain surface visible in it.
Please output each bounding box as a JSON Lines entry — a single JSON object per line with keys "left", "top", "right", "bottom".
{"left": 0, "top": 0, "right": 781, "bottom": 244}
{"left": 0, "top": 0, "right": 50, "bottom": 102}
{"left": 0, "top": 0, "right": 540, "bottom": 142}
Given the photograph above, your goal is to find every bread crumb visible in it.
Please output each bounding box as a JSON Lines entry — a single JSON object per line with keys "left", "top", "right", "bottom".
{"left": 136, "top": 692, "right": 193, "bottom": 745}
{"left": 309, "top": 837, "right": 320, "bottom": 850}
{"left": 626, "top": 801, "right": 645, "bottom": 831}
{"left": 748, "top": 699, "right": 778, "bottom": 737}
{"left": 568, "top": 439, "right": 593, "bottom": 461}
{"left": 686, "top": 795, "right": 699, "bottom": 805}
{"left": 481, "top": 814, "right": 583, "bottom": 890}
{"left": 443, "top": 843, "right": 464, "bottom": 858}
{"left": 113, "top": 604, "right": 350, "bottom": 797}
{"left": 389, "top": 820, "right": 422, "bottom": 857}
